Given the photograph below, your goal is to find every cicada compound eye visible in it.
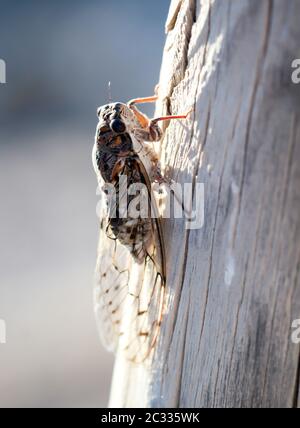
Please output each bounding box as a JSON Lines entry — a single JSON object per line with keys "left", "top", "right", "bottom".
{"left": 110, "top": 118, "right": 126, "bottom": 133}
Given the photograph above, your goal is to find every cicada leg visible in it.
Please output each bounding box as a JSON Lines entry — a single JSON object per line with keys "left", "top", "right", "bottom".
{"left": 131, "top": 107, "right": 193, "bottom": 143}
{"left": 127, "top": 95, "right": 158, "bottom": 130}
{"left": 128, "top": 95, "right": 158, "bottom": 107}
{"left": 150, "top": 107, "right": 194, "bottom": 125}
{"left": 128, "top": 89, "right": 193, "bottom": 142}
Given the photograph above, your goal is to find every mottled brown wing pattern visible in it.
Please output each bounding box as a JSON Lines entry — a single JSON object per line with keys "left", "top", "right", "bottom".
{"left": 94, "top": 161, "right": 166, "bottom": 363}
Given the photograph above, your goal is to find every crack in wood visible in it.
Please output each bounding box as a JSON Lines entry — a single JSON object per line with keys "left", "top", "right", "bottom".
{"left": 233, "top": 0, "right": 274, "bottom": 248}
{"left": 176, "top": 301, "right": 190, "bottom": 406}
{"left": 165, "top": 0, "right": 183, "bottom": 33}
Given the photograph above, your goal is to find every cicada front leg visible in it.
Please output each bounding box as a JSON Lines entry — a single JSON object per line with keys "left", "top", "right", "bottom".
{"left": 128, "top": 95, "right": 161, "bottom": 141}
{"left": 128, "top": 95, "right": 193, "bottom": 142}
{"left": 128, "top": 95, "right": 193, "bottom": 184}
{"left": 147, "top": 108, "right": 193, "bottom": 142}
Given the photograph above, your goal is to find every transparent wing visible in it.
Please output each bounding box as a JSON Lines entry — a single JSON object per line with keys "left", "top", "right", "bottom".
{"left": 94, "top": 165, "right": 166, "bottom": 363}
{"left": 118, "top": 221, "right": 166, "bottom": 362}
{"left": 94, "top": 192, "right": 132, "bottom": 353}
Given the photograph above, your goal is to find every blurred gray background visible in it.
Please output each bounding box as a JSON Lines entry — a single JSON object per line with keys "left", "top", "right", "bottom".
{"left": 0, "top": 0, "right": 169, "bottom": 407}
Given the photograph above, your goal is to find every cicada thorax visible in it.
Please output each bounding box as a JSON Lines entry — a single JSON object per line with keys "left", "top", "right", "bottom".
{"left": 95, "top": 130, "right": 133, "bottom": 183}
{"left": 95, "top": 129, "right": 154, "bottom": 264}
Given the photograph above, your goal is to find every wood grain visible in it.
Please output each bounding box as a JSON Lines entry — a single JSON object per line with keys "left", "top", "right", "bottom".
{"left": 109, "top": 0, "right": 300, "bottom": 408}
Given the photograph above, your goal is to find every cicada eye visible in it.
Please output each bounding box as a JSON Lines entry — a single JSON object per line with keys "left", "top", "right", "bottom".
{"left": 110, "top": 118, "right": 126, "bottom": 133}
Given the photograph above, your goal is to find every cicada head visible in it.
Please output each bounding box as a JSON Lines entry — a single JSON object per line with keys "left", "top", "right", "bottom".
{"left": 96, "top": 102, "right": 139, "bottom": 136}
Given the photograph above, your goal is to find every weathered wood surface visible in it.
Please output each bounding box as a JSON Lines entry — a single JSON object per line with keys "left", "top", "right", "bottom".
{"left": 109, "top": 0, "right": 300, "bottom": 407}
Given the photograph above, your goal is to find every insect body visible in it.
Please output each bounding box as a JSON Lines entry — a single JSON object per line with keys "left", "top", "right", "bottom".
{"left": 93, "top": 95, "right": 190, "bottom": 362}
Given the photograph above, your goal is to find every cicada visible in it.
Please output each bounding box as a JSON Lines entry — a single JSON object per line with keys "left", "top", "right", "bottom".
{"left": 92, "top": 94, "right": 190, "bottom": 362}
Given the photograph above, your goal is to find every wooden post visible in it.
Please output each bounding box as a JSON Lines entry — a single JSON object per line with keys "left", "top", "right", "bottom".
{"left": 109, "top": 0, "right": 300, "bottom": 407}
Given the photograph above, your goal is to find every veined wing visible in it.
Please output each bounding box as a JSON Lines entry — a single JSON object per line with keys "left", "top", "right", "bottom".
{"left": 94, "top": 158, "right": 166, "bottom": 363}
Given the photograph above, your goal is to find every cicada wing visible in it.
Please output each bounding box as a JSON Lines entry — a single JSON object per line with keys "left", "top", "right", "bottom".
{"left": 94, "top": 158, "right": 166, "bottom": 362}
{"left": 94, "top": 190, "right": 132, "bottom": 353}
{"left": 117, "top": 158, "right": 166, "bottom": 363}
{"left": 119, "top": 228, "right": 166, "bottom": 363}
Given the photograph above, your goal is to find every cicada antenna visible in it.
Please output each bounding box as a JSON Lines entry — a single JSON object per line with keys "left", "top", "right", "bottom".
{"left": 108, "top": 81, "right": 112, "bottom": 103}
